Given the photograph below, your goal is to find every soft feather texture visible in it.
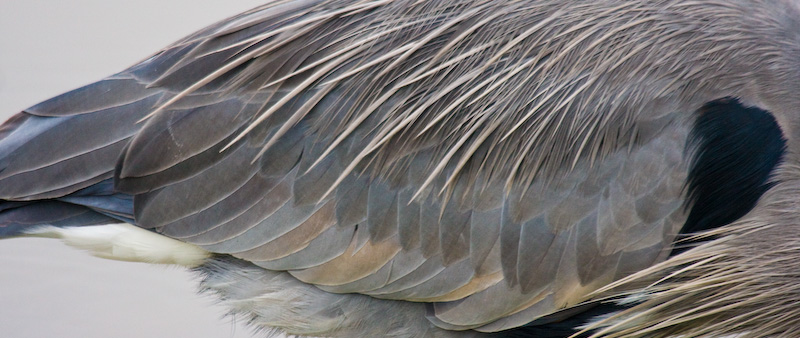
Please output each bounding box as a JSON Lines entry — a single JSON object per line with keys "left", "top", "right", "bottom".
{"left": 0, "top": 0, "right": 799, "bottom": 337}
{"left": 583, "top": 163, "right": 800, "bottom": 338}
{"left": 26, "top": 223, "right": 210, "bottom": 266}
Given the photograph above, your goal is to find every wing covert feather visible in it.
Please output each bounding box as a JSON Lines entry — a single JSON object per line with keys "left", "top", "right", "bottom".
{"left": 1, "top": 1, "right": 709, "bottom": 332}
{"left": 111, "top": 2, "right": 694, "bottom": 331}
{"left": 0, "top": 78, "right": 161, "bottom": 200}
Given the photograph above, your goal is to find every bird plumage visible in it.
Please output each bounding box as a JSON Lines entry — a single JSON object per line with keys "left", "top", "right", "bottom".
{"left": 1, "top": 0, "right": 799, "bottom": 337}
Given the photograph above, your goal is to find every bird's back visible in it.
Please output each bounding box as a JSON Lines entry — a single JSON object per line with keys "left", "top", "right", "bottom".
{"left": 1, "top": 1, "right": 798, "bottom": 337}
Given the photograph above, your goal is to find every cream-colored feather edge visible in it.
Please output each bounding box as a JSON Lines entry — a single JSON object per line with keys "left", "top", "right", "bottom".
{"left": 25, "top": 224, "right": 211, "bottom": 267}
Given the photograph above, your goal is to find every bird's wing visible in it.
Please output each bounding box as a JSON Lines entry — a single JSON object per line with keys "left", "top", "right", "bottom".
{"left": 0, "top": 0, "right": 695, "bottom": 331}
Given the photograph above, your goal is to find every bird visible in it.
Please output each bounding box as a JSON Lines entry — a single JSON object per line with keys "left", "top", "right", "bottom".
{"left": 0, "top": 0, "right": 798, "bottom": 337}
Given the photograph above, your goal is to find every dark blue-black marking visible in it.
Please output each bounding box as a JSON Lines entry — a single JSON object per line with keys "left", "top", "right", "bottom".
{"left": 675, "top": 97, "right": 786, "bottom": 252}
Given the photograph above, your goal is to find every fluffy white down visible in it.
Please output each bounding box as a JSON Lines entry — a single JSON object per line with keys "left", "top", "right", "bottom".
{"left": 26, "top": 223, "right": 210, "bottom": 266}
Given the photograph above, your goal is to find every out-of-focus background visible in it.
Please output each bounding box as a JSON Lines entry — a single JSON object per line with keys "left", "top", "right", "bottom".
{"left": 0, "top": 2, "right": 267, "bottom": 337}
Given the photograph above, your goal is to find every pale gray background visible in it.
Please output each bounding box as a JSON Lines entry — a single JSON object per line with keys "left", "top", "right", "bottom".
{"left": 0, "top": 2, "right": 271, "bottom": 338}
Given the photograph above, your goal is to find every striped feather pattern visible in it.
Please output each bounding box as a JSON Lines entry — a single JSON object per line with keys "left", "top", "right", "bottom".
{"left": 1, "top": 0, "right": 799, "bottom": 336}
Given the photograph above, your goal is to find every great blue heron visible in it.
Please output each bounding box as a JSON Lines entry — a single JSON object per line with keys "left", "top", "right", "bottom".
{"left": 1, "top": 1, "right": 798, "bottom": 337}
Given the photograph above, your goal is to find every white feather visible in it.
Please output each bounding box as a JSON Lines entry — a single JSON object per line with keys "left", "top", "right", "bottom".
{"left": 25, "top": 224, "right": 210, "bottom": 267}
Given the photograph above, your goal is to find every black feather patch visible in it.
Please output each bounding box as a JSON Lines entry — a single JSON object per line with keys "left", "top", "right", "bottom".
{"left": 679, "top": 97, "right": 786, "bottom": 245}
